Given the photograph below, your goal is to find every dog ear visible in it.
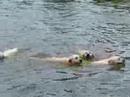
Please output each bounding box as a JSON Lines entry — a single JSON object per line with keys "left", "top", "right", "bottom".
{"left": 68, "top": 59, "right": 72, "bottom": 63}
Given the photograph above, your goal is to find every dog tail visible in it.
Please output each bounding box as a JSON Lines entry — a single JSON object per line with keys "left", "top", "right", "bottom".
{"left": 3, "top": 48, "right": 18, "bottom": 57}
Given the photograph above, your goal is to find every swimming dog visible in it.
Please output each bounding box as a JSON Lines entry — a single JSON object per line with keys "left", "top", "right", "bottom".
{"left": 79, "top": 50, "right": 94, "bottom": 60}
{"left": 92, "top": 56, "right": 125, "bottom": 66}
{"left": 31, "top": 54, "right": 82, "bottom": 66}
{"left": 79, "top": 50, "right": 125, "bottom": 66}
{"left": 0, "top": 48, "right": 18, "bottom": 59}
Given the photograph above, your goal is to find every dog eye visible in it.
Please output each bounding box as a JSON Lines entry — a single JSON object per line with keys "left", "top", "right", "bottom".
{"left": 75, "top": 57, "right": 78, "bottom": 59}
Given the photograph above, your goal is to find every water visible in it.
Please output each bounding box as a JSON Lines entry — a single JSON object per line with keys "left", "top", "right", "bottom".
{"left": 0, "top": 0, "right": 130, "bottom": 97}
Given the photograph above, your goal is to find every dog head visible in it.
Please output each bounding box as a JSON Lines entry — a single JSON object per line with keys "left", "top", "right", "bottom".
{"left": 79, "top": 50, "right": 94, "bottom": 60}
{"left": 108, "top": 56, "right": 125, "bottom": 66}
{"left": 67, "top": 55, "right": 82, "bottom": 66}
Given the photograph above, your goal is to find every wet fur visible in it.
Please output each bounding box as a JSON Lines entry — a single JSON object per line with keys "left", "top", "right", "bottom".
{"left": 79, "top": 50, "right": 125, "bottom": 66}
{"left": 79, "top": 50, "right": 94, "bottom": 60}
{"left": 31, "top": 55, "right": 82, "bottom": 66}
{"left": 92, "top": 56, "right": 125, "bottom": 66}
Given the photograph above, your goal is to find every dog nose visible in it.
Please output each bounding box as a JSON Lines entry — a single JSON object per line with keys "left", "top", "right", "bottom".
{"left": 80, "top": 59, "right": 82, "bottom": 63}
{"left": 86, "top": 54, "right": 90, "bottom": 58}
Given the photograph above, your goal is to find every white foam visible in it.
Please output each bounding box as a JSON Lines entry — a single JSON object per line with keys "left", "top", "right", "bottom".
{"left": 3, "top": 48, "right": 18, "bottom": 57}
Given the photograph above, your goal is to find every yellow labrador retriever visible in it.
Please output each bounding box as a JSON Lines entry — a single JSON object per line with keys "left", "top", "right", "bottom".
{"left": 31, "top": 54, "right": 82, "bottom": 66}
{"left": 79, "top": 50, "right": 125, "bottom": 66}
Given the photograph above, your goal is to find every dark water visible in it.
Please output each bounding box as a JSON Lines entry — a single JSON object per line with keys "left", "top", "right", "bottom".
{"left": 0, "top": 0, "right": 130, "bottom": 97}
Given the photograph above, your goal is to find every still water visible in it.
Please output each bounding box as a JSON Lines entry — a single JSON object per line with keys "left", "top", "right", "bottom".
{"left": 0, "top": 0, "right": 130, "bottom": 97}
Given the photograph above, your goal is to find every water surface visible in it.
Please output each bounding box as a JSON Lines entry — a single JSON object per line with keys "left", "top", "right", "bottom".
{"left": 0, "top": 0, "right": 130, "bottom": 97}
